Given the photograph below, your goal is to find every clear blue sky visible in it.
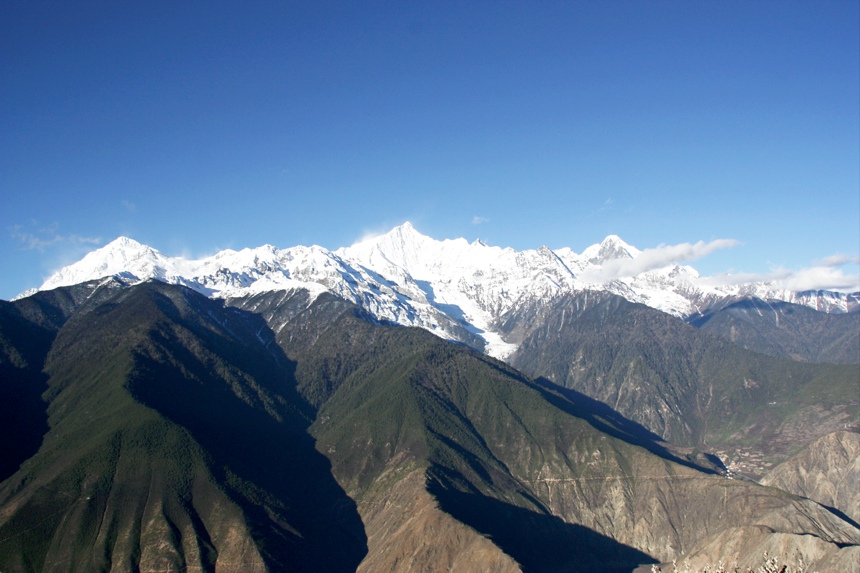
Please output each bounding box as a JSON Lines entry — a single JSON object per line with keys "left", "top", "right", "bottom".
{"left": 2, "top": 0, "right": 858, "bottom": 299}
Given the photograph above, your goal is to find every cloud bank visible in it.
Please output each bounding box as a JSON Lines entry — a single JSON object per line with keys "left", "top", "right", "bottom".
{"left": 704, "top": 256, "right": 860, "bottom": 293}
{"left": 579, "top": 237, "right": 859, "bottom": 293}
{"left": 581, "top": 239, "right": 741, "bottom": 282}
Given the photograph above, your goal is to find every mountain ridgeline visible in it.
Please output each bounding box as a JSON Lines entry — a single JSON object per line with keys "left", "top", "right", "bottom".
{"left": 689, "top": 296, "right": 860, "bottom": 364}
{"left": 25, "top": 224, "right": 859, "bottom": 361}
{"left": 504, "top": 291, "right": 859, "bottom": 467}
{"left": 1, "top": 226, "right": 858, "bottom": 572}
{"left": 0, "top": 277, "right": 857, "bottom": 572}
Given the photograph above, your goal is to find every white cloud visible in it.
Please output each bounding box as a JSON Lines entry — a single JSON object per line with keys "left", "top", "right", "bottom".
{"left": 10, "top": 223, "right": 101, "bottom": 253}
{"left": 704, "top": 255, "right": 860, "bottom": 293}
{"left": 122, "top": 200, "right": 137, "bottom": 212}
{"left": 471, "top": 215, "right": 489, "bottom": 225}
{"left": 582, "top": 239, "right": 740, "bottom": 282}
{"left": 777, "top": 265, "right": 859, "bottom": 292}
{"left": 814, "top": 254, "right": 860, "bottom": 267}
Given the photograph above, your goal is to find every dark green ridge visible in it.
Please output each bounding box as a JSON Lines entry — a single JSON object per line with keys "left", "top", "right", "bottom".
{"left": 0, "top": 281, "right": 115, "bottom": 482}
{"left": 0, "top": 281, "right": 366, "bottom": 572}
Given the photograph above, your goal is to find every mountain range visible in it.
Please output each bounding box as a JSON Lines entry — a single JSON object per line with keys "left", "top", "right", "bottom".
{"left": 1, "top": 224, "right": 858, "bottom": 572}
{"left": 22, "top": 222, "right": 860, "bottom": 361}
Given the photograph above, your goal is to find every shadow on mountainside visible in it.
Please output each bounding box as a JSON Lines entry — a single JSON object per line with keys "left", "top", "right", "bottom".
{"left": 427, "top": 466, "right": 656, "bottom": 573}
{"left": 531, "top": 377, "right": 721, "bottom": 474}
{"left": 0, "top": 300, "right": 56, "bottom": 483}
{"left": 126, "top": 290, "right": 367, "bottom": 572}
{"left": 0, "top": 365, "right": 49, "bottom": 483}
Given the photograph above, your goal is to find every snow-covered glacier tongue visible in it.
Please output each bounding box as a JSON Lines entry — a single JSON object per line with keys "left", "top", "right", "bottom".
{"left": 26, "top": 223, "right": 859, "bottom": 361}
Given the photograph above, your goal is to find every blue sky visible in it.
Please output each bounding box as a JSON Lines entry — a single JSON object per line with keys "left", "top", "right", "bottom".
{"left": 2, "top": 0, "right": 858, "bottom": 299}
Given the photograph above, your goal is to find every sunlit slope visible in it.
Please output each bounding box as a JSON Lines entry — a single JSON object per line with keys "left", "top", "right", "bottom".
{"left": 507, "top": 291, "right": 859, "bottom": 467}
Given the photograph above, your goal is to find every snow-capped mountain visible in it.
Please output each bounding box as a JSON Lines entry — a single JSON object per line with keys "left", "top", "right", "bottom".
{"left": 25, "top": 222, "right": 859, "bottom": 360}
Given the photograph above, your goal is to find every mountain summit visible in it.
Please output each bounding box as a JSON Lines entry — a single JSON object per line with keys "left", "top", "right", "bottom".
{"left": 581, "top": 234, "right": 640, "bottom": 263}
{"left": 25, "top": 224, "right": 858, "bottom": 359}
{"left": 39, "top": 236, "right": 163, "bottom": 291}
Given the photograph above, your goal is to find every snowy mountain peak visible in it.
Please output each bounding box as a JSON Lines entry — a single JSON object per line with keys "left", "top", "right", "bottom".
{"left": 343, "top": 221, "right": 418, "bottom": 250}
{"left": 40, "top": 236, "right": 165, "bottom": 292}
{"left": 397, "top": 220, "right": 416, "bottom": 232}
{"left": 93, "top": 236, "right": 155, "bottom": 260}
{"left": 337, "top": 221, "right": 442, "bottom": 275}
{"left": 107, "top": 236, "right": 146, "bottom": 250}
{"left": 582, "top": 235, "right": 639, "bottom": 263}
{"left": 26, "top": 225, "right": 858, "bottom": 361}
{"left": 357, "top": 221, "right": 424, "bottom": 246}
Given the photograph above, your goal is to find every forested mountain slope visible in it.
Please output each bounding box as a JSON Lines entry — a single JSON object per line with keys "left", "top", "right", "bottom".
{"left": 0, "top": 281, "right": 857, "bottom": 572}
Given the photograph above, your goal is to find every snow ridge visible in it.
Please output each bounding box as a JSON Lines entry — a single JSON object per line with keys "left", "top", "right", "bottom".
{"left": 28, "top": 223, "right": 859, "bottom": 360}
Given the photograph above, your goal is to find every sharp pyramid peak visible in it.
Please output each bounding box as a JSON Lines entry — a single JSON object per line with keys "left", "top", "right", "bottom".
{"left": 583, "top": 234, "right": 640, "bottom": 263}
{"left": 383, "top": 221, "right": 429, "bottom": 241}
{"left": 344, "top": 221, "right": 433, "bottom": 250}
{"left": 600, "top": 234, "right": 635, "bottom": 249}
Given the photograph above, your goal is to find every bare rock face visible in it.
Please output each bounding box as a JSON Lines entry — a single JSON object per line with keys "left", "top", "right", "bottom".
{"left": 811, "top": 545, "right": 860, "bottom": 573}
{"left": 355, "top": 467, "right": 521, "bottom": 573}
{"left": 497, "top": 431, "right": 860, "bottom": 566}
{"left": 761, "top": 430, "right": 860, "bottom": 523}
{"left": 678, "top": 526, "right": 859, "bottom": 573}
